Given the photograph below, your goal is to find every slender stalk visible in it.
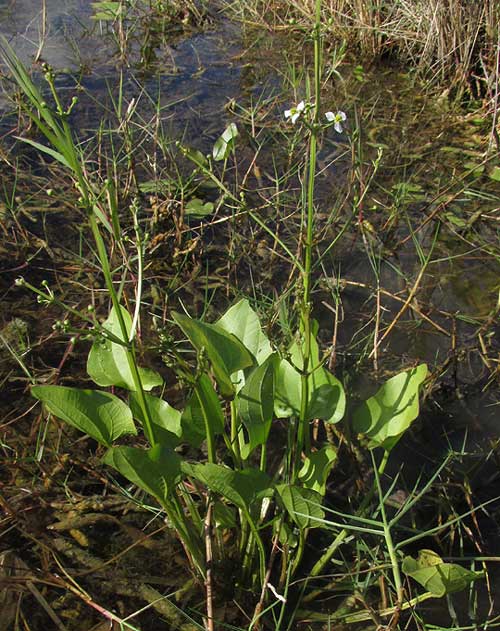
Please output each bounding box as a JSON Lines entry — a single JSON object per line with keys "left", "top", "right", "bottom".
{"left": 230, "top": 400, "right": 242, "bottom": 466}
{"left": 309, "top": 450, "right": 390, "bottom": 578}
{"left": 295, "top": 0, "right": 323, "bottom": 475}
{"left": 372, "top": 451, "right": 404, "bottom": 603}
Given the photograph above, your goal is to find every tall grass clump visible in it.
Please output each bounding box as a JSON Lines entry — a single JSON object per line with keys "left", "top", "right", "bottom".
{"left": 0, "top": 1, "right": 493, "bottom": 627}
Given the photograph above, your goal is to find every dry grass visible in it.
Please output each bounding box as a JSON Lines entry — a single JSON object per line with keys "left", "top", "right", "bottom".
{"left": 230, "top": 0, "right": 500, "bottom": 96}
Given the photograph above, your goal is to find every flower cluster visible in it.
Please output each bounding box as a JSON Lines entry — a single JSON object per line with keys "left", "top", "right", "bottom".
{"left": 284, "top": 100, "right": 347, "bottom": 133}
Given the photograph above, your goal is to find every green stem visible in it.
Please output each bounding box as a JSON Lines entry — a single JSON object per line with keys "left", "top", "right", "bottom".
{"left": 297, "top": 591, "right": 437, "bottom": 624}
{"left": 309, "top": 449, "right": 390, "bottom": 578}
{"left": 373, "top": 451, "right": 404, "bottom": 602}
{"left": 295, "top": 0, "right": 323, "bottom": 471}
{"left": 230, "top": 400, "right": 242, "bottom": 466}
{"left": 88, "top": 213, "right": 158, "bottom": 447}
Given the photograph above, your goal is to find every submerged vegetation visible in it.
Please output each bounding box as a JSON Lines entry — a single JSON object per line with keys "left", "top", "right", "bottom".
{"left": 1, "top": 1, "right": 499, "bottom": 629}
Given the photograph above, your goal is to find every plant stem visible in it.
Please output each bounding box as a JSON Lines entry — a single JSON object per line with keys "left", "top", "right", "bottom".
{"left": 230, "top": 400, "right": 242, "bottom": 467}
{"left": 309, "top": 449, "right": 390, "bottom": 578}
{"left": 295, "top": 0, "right": 323, "bottom": 474}
{"left": 373, "top": 451, "right": 404, "bottom": 603}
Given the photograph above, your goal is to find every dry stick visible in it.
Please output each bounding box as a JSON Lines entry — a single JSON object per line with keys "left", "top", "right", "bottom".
{"left": 488, "top": 31, "right": 500, "bottom": 153}
{"left": 368, "top": 261, "right": 429, "bottom": 360}
{"left": 252, "top": 534, "right": 280, "bottom": 629}
{"left": 373, "top": 280, "right": 381, "bottom": 373}
{"left": 327, "top": 292, "right": 342, "bottom": 372}
{"left": 322, "top": 279, "right": 450, "bottom": 337}
{"left": 204, "top": 503, "right": 214, "bottom": 631}
{"left": 34, "top": 0, "right": 47, "bottom": 64}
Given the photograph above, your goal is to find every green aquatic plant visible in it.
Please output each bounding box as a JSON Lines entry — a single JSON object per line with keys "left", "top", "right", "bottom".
{"left": 0, "top": 2, "right": 488, "bottom": 625}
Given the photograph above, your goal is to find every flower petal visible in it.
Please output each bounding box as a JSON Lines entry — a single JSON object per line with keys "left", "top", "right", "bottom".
{"left": 297, "top": 100, "right": 305, "bottom": 112}
{"left": 334, "top": 122, "right": 343, "bottom": 133}
{"left": 325, "top": 111, "right": 334, "bottom": 122}
{"left": 338, "top": 111, "right": 347, "bottom": 121}
{"left": 284, "top": 109, "right": 292, "bottom": 119}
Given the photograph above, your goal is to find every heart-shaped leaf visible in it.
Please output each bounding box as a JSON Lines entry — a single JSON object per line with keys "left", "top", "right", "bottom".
{"left": 87, "top": 305, "right": 162, "bottom": 391}
{"left": 32, "top": 385, "right": 136, "bottom": 447}
{"left": 352, "top": 364, "right": 427, "bottom": 451}
{"left": 181, "top": 374, "right": 225, "bottom": 448}
{"left": 173, "top": 311, "right": 254, "bottom": 398}
{"left": 275, "top": 484, "right": 325, "bottom": 529}
{"left": 217, "top": 299, "right": 273, "bottom": 366}
{"left": 104, "top": 445, "right": 181, "bottom": 504}
{"left": 184, "top": 198, "right": 214, "bottom": 218}
{"left": 274, "top": 322, "right": 345, "bottom": 424}
{"left": 237, "top": 354, "right": 276, "bottom": 459}
{"left": 213, "top": 123, "right": 239, "bottom": 161}
{"left": 402, "top": 549, "right": 483, "bottom": 597}
{"left": 298, "top": 444, "right": 337, "bottom": 495}
{"left": 129, "top": 391, "right": 181, "bottom": 448}
{"left": 183, "top": 463, "right": 272, "bottom": 511}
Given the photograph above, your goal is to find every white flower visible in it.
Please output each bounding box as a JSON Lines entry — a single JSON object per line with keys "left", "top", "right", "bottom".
{"left": 284, "top": 100, "right": 306, "bottom": 124}
{"left": 325, "top": 110, "right": 347, "bottom": 133}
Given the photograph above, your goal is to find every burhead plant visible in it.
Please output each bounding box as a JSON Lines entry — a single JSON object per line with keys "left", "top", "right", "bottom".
{"left": 0, "top": 1, "right": 485, "bottom": 627}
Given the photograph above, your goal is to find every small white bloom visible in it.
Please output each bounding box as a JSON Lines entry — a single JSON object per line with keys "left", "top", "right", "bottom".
{"left": 284, "top": 100, "right": 306, "bottom": 124}
{"left": 325, "top": 110, "right": 347, "bottom": 133}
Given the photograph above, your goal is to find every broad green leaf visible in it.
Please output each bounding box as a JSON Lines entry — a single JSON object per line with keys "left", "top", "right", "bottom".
{"left": 274, "top": 322, "right": 345, "bottom": 424}
{"left": 183, "top": 463, "right": 272, "bottom": 510}
{"left": 277, "top": 521, "right": 298, "bottom": 548}
{"left": 306, "top": 383, "right": 343, "bottom": 421}
{"left": 213, "top": 123, "right": 239, "bottom": 161}
{"left": 32, "top": 385, "right": 136, "bottom": 447}
{"left": 184, "top": 198, "right": 214, "bottom": 218}
{"left": 213, "top": 501, "right": 237, "bottom": 529}
{"left": 298, "top": 444, "right": 337, "bottom": 495}
{"left": 181, "top": 374, "right": 225, "bottom": 447}
{"left": 87, "top": 306, "right": 163, "bottom": 391}
{"left": 217, "top": 299, "right": 273, "bottom": 366}
{"left": 352, "top": 364, "right": 427, "bottom": 451}
{"left": 274, "top": 358, "right": 301, "bottom": 418}
{"left": 104, "top": 445, "right": 181, "bottom": 504}
{"left": 275, "top": 485, "right": 325, "bottom": 529}
{"left": 129, "top": 391, "right": 181, "bottom": 448}
{"left": 402, "top": 550, "right": 482, "bottom": 597}
{"left": 91, "top": 2, "right": 122, "bottom": 19}
{"left": 237, "top": 355, "right": 276, "bottom": 459}
{"left": 173, "top": 311, "right": 254, "bottom": 398}
{"left": 290, "top": 322, "right": 345, "bottom": 424}
{"left": 489, "top": 166, "right": 500, "bottom": 182}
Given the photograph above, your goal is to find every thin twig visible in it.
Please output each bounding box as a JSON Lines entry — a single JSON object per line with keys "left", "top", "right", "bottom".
{"left": 204, "top": 503, "right": 214, "bottom": 631}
